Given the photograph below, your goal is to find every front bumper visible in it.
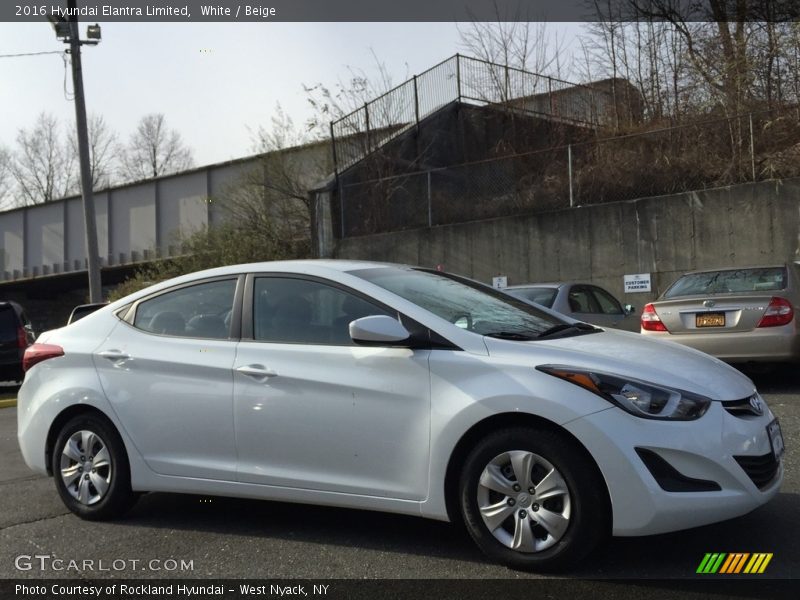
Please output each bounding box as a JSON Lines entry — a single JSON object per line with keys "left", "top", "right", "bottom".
{"left": 564, "top": 400, "right": 783, "bottom": 537}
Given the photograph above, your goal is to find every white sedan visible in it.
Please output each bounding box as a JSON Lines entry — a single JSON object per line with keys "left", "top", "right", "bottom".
{"left": 17, "top": 260, "right": 783, "bottom": 571}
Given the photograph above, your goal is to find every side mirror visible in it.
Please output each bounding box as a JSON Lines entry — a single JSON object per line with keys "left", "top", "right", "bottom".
{"left": 349, "top": 315, "right": 411, "bottom": 345}
{"left": 624, "top": 304, "right": 636, "bottom": 316}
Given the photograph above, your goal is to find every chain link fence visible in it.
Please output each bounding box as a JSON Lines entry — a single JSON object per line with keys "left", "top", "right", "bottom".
{"left": 336, "top": 106, "right": 800, "bottom": 237}
{"left": 330, "top": 54, "right": 623, "bottom": 174}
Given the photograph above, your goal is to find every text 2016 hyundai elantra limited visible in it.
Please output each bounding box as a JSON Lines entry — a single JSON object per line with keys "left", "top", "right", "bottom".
{"left": 18, "top": 261, "right": 783, "bottom": 570}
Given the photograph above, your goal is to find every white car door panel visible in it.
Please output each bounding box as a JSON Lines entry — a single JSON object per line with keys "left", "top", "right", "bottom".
{"left": 233, "top": 275, "right": 432, "bottom": 500}
{"left": 95, "top": 278, "right": 239, "bottom": 480}
{"left": 234, "top": 342, "right": 431, "bottom": 499}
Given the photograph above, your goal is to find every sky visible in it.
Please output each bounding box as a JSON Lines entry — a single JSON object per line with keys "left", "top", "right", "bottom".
{"left": 1, "top": 22, "right": 583, "bottom": 168}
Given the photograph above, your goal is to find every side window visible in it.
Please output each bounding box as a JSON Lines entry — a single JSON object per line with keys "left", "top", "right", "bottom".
{"left": 567, "top": 287, "right": 599, "bottom": 314}
{"left": 253, "top": 277, "right": 392, "bottom": 345}
{"left": 133, "top": 279, "right": 236, "bottom": 339}
{"left": 591, "top": 287, "right": 623, "bottom": 315}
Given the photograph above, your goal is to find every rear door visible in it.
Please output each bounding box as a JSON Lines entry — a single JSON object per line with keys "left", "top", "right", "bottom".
{"left": 95, "top": 276, "right": 242, "bottom": 480}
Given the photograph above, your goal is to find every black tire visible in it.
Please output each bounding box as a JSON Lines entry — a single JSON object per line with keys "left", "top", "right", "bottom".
{"left": 52, "top": 414, "right": 137, "bottom": 520}
{"left": 458, "top": 427, "right": 609, "bottom": 571}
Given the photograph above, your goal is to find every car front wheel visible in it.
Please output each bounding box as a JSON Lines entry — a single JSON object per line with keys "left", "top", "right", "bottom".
{"left": 52, "top": 414, "right": 137, "bottom": 520}
{"left": 459, "top": 427, "right": 609, "bottom": 571}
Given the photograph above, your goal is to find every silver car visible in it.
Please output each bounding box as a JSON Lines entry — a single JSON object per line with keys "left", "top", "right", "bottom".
{"left": 640, "top": 263, "right": 800, "bottom": 363}
{"left": 506, "top": 283, "right": 639, "bottom": 332}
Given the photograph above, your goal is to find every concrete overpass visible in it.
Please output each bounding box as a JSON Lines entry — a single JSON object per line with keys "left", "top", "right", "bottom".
{"left": 0, "top": 141, "right": 330, "bottom": 331}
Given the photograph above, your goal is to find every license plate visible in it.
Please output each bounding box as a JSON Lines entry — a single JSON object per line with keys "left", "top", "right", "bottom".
{"left": 696, "top": 312, "right": 725, "bottom": 327}
{"left": 768, "top": 419, "right": 785, "bottom": 461}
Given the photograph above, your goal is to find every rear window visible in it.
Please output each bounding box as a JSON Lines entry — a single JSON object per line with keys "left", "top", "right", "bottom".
{"left": 664, "top": 267, "right": 787, "bottom": 298}
{"left": 507, "top": 287, "right": 558, "bottom": 308}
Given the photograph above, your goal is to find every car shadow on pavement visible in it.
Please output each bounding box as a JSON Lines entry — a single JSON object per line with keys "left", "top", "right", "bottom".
{"left": 122, "top": 491, "right": 485, "bottom": 565}
{"left": 113, "top": 489, "right": 798, "bottom": 578}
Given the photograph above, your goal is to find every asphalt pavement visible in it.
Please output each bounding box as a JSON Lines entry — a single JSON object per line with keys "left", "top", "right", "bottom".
{"left": 0, "top": 369, "right": 797, "bottom": 587}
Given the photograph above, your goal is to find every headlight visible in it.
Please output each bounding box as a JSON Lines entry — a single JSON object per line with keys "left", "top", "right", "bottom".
{"left": 537, "top": 365, "right": 711, "bottom": 420}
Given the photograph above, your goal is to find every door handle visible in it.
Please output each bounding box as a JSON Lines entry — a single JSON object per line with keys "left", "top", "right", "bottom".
{"left": 235, "top": 364, "right": 278, "bottom": 379}
{"left": 97, "top": 349, "right": 132, "bottom": 361}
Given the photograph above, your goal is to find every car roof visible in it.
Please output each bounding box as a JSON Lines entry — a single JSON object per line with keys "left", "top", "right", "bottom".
{"left": 191, "top": 259, "right": 410, "bottom": 277}
{"left": 506, "top": 282, "right": 575, "bottom": 289}
{"left": 678, "top": 264, "right": 786, "bottom": 276}
{"left": 103, "top": 260, "right": 419, "bottom": 311}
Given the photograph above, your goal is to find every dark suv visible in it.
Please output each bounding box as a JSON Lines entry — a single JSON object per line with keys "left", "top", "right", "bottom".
{"left": 0, "top": 301, "right": 35, "bottom": 382}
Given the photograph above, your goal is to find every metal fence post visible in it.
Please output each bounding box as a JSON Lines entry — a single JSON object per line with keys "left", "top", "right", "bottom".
{"left": 505, "top": 64, "right": 510, "bottom": 101}
{"left": 456, "top": 54, "right": 462, "bottom": 102}
{"left": 548, "top": 77, "right": 553, "bottom": 114}
{"left": 749, "top": 113, "right": 756, "bottom": 181}
{"left": 413, "top": 75, "right": 420, "bottom": 128}
{"left": 339, "top": 177, "right": 345, "bottom": 239}
{"left": 568, "top": 144, "right": 574, "bottom": 208}
{"left": 330, "top": 122, "right": 338, "bottom": 178}
{"left": 364, "top": 103, "right": 371, "bottom": 153}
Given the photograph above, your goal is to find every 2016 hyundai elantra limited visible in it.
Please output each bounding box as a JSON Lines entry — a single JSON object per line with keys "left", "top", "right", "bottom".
{"left": 18, "top": 261, "right": 784, "bottom": 570}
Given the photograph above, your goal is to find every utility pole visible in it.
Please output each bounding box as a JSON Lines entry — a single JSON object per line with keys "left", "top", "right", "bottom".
{"left": 53, "top": 0, "right": 102, "bottom": 302}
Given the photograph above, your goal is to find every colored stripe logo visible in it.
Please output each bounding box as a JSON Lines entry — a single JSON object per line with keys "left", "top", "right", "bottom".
{"left": 696, "top": 553, "right": 773, "bottom": 574}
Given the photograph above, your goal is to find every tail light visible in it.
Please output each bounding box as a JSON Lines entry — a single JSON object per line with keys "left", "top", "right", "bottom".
{"left": 17, "top": 326, "right": 28, "bottom": 349}
{"left": 641, "top": 303, "right": 668, "bottom": 332}
{"left": 757, "top": 297, "right": 794, "bottom": 328}
{"left": 23, "top": 343, "right": 64, "bottom": 372}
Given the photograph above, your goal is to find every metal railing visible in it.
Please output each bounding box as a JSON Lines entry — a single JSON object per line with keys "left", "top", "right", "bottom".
{"left": 330, "top": 55, "right": 621, "bottom": 175}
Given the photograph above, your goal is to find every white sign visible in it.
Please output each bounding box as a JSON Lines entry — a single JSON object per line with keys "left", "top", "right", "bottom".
{"left": 492, "top": 276, "right": 508, "bottom": 289}
{"left": 624, "top": 273, "right": 652, "bottom": 293}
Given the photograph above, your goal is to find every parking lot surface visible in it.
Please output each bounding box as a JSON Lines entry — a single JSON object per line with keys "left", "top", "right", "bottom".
{"left": 0, "top": 369, "right": 798, "bottom": 583}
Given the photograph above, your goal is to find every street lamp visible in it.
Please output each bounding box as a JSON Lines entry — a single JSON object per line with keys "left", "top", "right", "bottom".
{"left": 49, "top": 4, "right": 103, "bottom": 303}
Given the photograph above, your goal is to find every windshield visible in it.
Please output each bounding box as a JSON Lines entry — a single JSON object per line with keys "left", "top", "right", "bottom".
{"left": 350, "top": 267, "right": 568, "bottom": 339}
{"left": 664, "top": 267, "right": 786, "bottom": 298}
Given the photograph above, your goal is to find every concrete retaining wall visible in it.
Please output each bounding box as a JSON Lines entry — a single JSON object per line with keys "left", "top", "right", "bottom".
{"left": 334, "top": 178, "right": 800, "bottom": 306}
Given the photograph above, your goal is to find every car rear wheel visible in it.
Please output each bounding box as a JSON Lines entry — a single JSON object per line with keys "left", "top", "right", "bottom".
{"left": 459, "top": 427, "right": 609, "bottom": 571}
{"left": 52, "top": 414, "right": 137, "bottom": 520}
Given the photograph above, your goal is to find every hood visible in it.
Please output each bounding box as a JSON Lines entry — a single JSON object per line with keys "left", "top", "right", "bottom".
{"left": 484, "top": 329, "right": 755, "bottom": 401}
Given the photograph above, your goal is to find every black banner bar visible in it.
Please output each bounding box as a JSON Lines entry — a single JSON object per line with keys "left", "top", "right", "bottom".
{"left": 3, "top": 579, "right": 799, "bottom": 600}
{"left": 4, "top": 1, "right": 800, "bottom": 23}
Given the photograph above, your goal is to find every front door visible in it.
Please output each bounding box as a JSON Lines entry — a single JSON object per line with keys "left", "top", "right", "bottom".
{"left": 233, "top": 275, "right": 431, "bottom": 500}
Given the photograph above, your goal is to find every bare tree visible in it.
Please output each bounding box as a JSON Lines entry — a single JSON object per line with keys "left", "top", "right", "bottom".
{"left": 234, "top": 104, "right": 327, "bottom": 240}
{"left": 119, "top": 113, "right": 194, "bottom": 181}
{"left": 0, "top": 145, "right": 13, "bottom": 210}
{"left": 457, "top": 6, "right": 567, "bottom": 76}
{"left": 70, "top": 113, "right": 118, "bottom": 190}
{"left": 303, "top": 49, "right": 404, "bottom": 140}
{"left": 10, "top": 112, "right": 77, "bottom": 205}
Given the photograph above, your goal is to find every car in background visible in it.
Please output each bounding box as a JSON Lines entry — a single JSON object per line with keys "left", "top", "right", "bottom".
{"left": 17, "top": 261, "right": 783, "bottom": 571}
{"left": 640, "top": 263, "right": 800, "bottom": 364}
{"left": 506, "top": 282, "right": 639, "bottom": 332}
{"left": 0, "top": 301, "right": 35, "bottom": 382}
{"left": 68, "top": 302, "right": 109, "bottom": 325}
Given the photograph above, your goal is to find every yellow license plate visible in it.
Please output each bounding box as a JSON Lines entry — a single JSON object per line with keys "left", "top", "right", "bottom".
{"left": 696, "top": 313, "right": 725, "bottom": 327}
